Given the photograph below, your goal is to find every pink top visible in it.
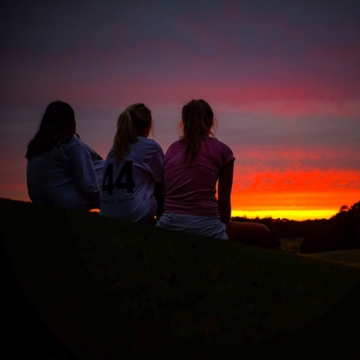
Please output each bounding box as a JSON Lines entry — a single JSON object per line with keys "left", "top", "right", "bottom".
{"left": 163, "top": 137, "right": 235, "bottom": 217}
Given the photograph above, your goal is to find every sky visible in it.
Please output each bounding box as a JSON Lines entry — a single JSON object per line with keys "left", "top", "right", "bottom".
{"left": 1, "top": 0, "right": 360, "bottom": 220}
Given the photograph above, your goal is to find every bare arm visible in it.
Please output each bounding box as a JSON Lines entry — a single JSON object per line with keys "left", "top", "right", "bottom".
{"left": 218, "top": 160, "right": 234, "bottom": 223}
{"left": 219, "top": 161, "right": 271, "bottom": 246}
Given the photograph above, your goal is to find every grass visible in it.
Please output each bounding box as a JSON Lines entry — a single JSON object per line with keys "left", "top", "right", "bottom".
{"left": 279, "top": 238, "right": 304, "bottom": 254}
{"left": 1, "top": 198, "right": 360, "bottom": 359}
{"left": 70, "top": 214, "right": 356, "bottom": 343}
{"left": 298, "top": 250, "right": 360, "bottom": 268}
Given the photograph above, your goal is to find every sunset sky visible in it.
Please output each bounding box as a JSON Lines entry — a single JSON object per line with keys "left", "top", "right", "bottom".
{"left": 1, "top": 0, "right": 359, "bottom": 220}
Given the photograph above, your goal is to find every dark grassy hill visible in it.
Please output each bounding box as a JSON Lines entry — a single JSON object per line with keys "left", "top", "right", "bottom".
{"left": 1, "top": 198, "right": 360, "bottom": 359}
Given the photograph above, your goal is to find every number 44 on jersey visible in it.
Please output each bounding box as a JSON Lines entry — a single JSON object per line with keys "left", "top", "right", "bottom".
{"left": 102, "top": 161, "right": 135, "bottom": 195}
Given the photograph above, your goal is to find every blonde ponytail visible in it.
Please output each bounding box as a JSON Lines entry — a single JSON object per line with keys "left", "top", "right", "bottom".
{"left": 113, "top": 103, "right": 152, "bottom": 164}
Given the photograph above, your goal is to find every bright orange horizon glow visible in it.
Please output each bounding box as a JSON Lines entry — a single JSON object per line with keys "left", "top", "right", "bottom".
{"left": 6, "top": 194, "right": 358, "bottom": 222}
{"left": 230, "top": 189, "right": 360, "bottom": 220}
{"left": 229, "top": 168, "right": 360, "bottom": 221}
{"left": 231, "top": 209, "right": 338, "bottom": 221}
{"left": 5, "top": 168, "right": 360, "bottom": 222}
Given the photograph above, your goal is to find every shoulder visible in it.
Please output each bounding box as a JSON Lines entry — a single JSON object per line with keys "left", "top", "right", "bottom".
{"left": 168, "top": 140, "right": 181, "bottom": 147}
{"left": 206, "top": 138, "right": 235, "bottom": 162}
{"left": 62, "top": 137, "right": 101, "bottom": 164}
{"left": 126, "top": 138, "right": 164, "bottom": 167}
{"left": 139, "top": 137, "right": 162, "bottom": 148}
{"left": 64, "top": 136, "right": 97, "bottom": 154}
{"left": 137, "top": 137, "right": 164, "bottom": 156}
{"left": 217, "top": 139, "right": 233, "bottom": 153}
{"left": 205, "top": 137, "right": 231, "bottom": 151}
{"left": 62, "top": 136, "right": 83, "bottom": 150}
{"left": 165, "top": 140, "right": 182, "bottom": 153}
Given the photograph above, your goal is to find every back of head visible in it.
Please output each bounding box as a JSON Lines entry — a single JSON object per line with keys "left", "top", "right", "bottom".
{"left": 113, "top": 103, "right": 152, "bottom": 164}
{"left": 181, "top": 99, "right": 214, "bottom": 164}
{"left": 26, "top": 101, "right": 77, "bottom": 159}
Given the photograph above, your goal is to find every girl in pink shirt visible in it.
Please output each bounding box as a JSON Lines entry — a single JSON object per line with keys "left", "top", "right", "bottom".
{"left": 156, "top": 99, "right": 270, "bottom": 246}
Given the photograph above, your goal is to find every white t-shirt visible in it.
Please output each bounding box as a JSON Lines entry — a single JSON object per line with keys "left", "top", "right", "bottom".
{"left": 100, "top": 136, "right": 164, "bottom": 223}
{"left": 26, "top": 136, "right": 104, "bottom": 211}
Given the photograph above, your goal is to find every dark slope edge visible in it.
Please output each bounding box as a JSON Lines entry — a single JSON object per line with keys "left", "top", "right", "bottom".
{"left": 1, "top": 198, "right": 360, "bottom": 360}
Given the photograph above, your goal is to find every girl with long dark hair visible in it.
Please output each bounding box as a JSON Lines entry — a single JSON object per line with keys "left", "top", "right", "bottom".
{"left": 26, "top": 101, "right": 104, "bottom": 211}
{"left": 156, "top": 99, "right": 270, "bottom": 246}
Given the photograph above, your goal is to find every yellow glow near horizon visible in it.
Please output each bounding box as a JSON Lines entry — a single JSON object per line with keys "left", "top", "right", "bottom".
{"left": 231, "top": 209, "right": 338, "bottom": 221}
{"left": 230, "top": 189, "right": 360, "bottom": 221}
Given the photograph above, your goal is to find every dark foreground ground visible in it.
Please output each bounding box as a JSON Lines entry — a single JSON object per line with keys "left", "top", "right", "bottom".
{"left": 1, "top": 249, "right": 76, "bottom": 359}
{"left": 3, "top": 256, "right": 360, "bottom": 360}
{"left": 1, "top": 199, "right": 360, "bottom": 359}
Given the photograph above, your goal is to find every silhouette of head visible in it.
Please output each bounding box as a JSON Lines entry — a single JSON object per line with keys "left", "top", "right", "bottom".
{"left": 114, "top": 103, "right": 152, "bottom": 163}
{"left": 40, "top": 101, "right": 76, "bottom": 138}
{"left": 180, "top": 99, "right": 215, "bottom": 164}
{"left": 26, "top": 101, "right": 78, "bottom": 159}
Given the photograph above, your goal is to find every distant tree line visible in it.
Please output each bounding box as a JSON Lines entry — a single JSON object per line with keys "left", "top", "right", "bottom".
{"left": 232, "top": 200, "right": 360, "bottom": 253}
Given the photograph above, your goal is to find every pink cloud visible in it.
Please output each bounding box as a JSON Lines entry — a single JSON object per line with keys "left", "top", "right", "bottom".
{"left": 232, "top": 170, "right": 360, "bottom": 193}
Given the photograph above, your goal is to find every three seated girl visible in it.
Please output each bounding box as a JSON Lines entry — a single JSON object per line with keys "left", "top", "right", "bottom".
{"left": 27, "top": 100, "right": 269, "bottom": 246}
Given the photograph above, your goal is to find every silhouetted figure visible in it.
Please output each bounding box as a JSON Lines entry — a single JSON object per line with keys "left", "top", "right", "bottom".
{"left": 100, "top": 103, "right": 164, "bottom": 224}
{"left": 26, "top": 101, "right": 104, "bottom": 211}
{"left": 156, "top": 99, "right": 270, "bottom": 246}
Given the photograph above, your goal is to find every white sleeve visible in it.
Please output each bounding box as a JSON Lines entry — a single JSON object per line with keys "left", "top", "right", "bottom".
{"left": 65, "top": 139, "right": 102, "bottom": 203}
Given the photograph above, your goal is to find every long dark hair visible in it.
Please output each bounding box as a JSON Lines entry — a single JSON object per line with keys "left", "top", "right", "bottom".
{"left": 180, "top": 99, "right": 215, "bottom": 164}
{"left": 113, "top": 103, "right": 152, "bottom": 164}
{"left": 26, "top": 101, "right": 79, "bottom": 159}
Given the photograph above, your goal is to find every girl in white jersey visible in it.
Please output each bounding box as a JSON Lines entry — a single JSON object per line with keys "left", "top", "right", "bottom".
{"left": 157, "top": 99, "right": 271, "bottom": 247}
{"left": 100, "top": 103, "right": 164, "bottom": 224}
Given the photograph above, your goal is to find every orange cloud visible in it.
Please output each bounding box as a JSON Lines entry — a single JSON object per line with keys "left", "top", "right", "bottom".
{"left": 233, "top": 170, "right": 360, "bottom": 192}
{"left": 230, "top": 169, "right": 360, "bottom": 220}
